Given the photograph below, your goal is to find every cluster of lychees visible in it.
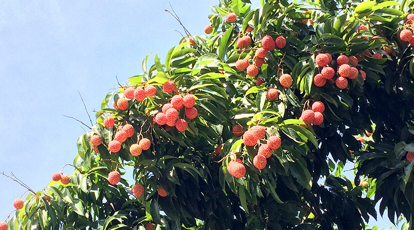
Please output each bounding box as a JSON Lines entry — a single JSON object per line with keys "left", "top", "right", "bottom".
{"left": 313, "top": 53, "right": 366, "bottom": 89}
{"left": 299, "top": 101, "right": 325, "bottom": 127}
{"left": 399, "top": 13, "right": 414, "bottom": 45}
{"left": 51, "top": 172, "right": 70, "bottom": 185}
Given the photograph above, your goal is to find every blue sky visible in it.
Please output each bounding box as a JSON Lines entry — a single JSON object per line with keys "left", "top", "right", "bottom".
{"left": 0, "top": 1, "right": 395, "bottom": 228}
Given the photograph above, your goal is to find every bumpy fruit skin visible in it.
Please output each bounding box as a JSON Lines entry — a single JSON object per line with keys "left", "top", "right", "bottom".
{"left": 115, "top": 130, "right": 127, "bottom": 143}
{"left": 255, "top": 48, "right": 267, "bottom": 59}
{"left": 130, "top": 144, "right": 142, "bottom": 156}
{"left": 407, "top": 152, "right": 414, "bottom": 162}
{"left": 144, "top": 85, "right": 157, "bottom": 97}
{"left": 226, "top": 13, "right": 237, "bottom": 22}
{"left": 163, "top": 81, "right": 177, "bottom": 93}
{"left": 258, "top": 144, "right": 272, "bottom": 158}
{"left": 61, "top": 175, "right": 70, "bottom": 185}
{"left": 237, "top": 36, "right": 251, "bottom": 48}
{"left": 162, "top": 103, "right": 172, "bottom": 113}
{"left": 251, "top": 126, "right": 266, "bottom": 140}
{"left": 204, "top": 24, "right": 213, "bottom": 34}
{"left": 325, "top": 53, "right": 332, "bottom": 63}
{"left": 122, "top": 124, "right": 135, "bottom": 138}
{"left": 256, "top": 78, "right": 265, "bottom": 86}
{"left": 338, "top": 64, "right": 350, "bottom": 77}
{"left": 267, "top": 136, "right": 281, "bottom": 150}
{"left": 52, "top": 173, "right": 62, "bottom": 181}
{"left": 133, "top": 184, "right": 144, "bottom": 197}
{"left": 91, "top": 134, "right": 102, "bottom": 146}
{"left": 254, "top": 57, "right": 265, "bottom": 68}
{"left": 313, "top": 73, "right": 326, "bottom": 87}
{"left": 235, "top": 59, "right": 249, "bottom": 71}
{"left": 357, "top": 25, "right": 368, "bottom": 32}
{"left": 243, "top": 131, "right": 258, "bottom": 146}
{"left": 410, "top": 37, "right": 414, "bottom": 46}
{"left": 407, "top": 14, "right": 414, "bottom": 22}
{"left": 108, "top": 171, "right": 121, "bottom": 185}
{"left": 171, "top": 95, "right": 184, "bottom": 110}
{"left": 227, "top": 160, "right": 246, "bottom": 178}
{"left": 363, "top": 49, "right": 371, "bottom": 56}
{"left": 0, "top": 222, "right": 7, "bottom": 230}
{"left": 400, "top": 29, "right": 412, "bottom": 42}
{"left": 359, "top": 70, "right": 366, "bottom": 80}
{"left": 312, "top": 101, "right": 325, "bottom": 113}
{"left": 158, "top": 186, "right": 168, "bottom": 197}
{"left": 134, "top": 88, "right": 146, "bottom": 102}
{"left": 139, "top": 138, "right": 151, "bottom": 150}
{"left": 300, "top": 110, "right": 315, "bottom": 125}
{"left": 349, "top": 56, "right": 358, "bottom": 66}
{"left": 348, "top": 67, "right": 359, "bottom": 79}
{"left": 321, "top": 67, "right": 335, "bottom": 79}
{"left": 315, "top": 53, "right": 330, "bottom": 66}
{"left": 275, "top": 36, "right": 286, "bottom": 48}
{"left": 336, "top": 76, "right": 348, "bottom": 89}
{"left": 215, "top": 143, "right": 224, "bottom": 155}
{"left": 117, "top": 98, "right": 128, "bottom": 110}
{"left": 253, "top": 154, "right": 267, "bottom": 169}
{"left": 155, "top": 113, "right": 167, "bottom": 125}
{"left": 266, "top": 88, "right": 279, "bottom": 101}
{"left": 166, "top": 108, "right": 179, "bottom": 126}
{"left": 185, "top": 107, "right": 198, "bottom": 119}
{"left": 262, "top": 35, "right": 275, "bottom": 51}
{"left": 108, "top": 140, "right": 121, "bottom": 153}
{"left": 279, "top": 74, "right": 293, "bottom": 87}
{"left": 232, "top": 124, "right": 244, "bottom": 136}
{"left": 13, "top": 198, "right": 24, "bottom": 210}
{"left": 372, "top": 53, "right": 382, "bottom": 59}
{"left": 246, "top": 65, "right": 259, "bottom": 77}
{"left": 104, "top": 115, "right": 115, "bottom": 128}
{"left": 313, "top": 112, "right": 324, "bottom": 125}
{"left": 175, "top": 119, "right": 188, "bottom": 132}
{"left": 183, "top": 94, "right": 196, "bottom": 108}
{"left": 124, "top": 87, "right": 135, "bottom": 99}
{"left": 336, "top": 55, "right": 349, "bottom": 65}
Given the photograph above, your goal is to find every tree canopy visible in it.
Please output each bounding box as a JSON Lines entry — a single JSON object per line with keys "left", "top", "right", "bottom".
{"left": 2, "top": 0, "right": 414, "bottom": 229}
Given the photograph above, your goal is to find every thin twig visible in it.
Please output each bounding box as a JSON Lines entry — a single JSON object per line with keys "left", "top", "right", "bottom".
{"left": 60, "top": 164, "right": 84, "bottom": 174}
{"left": 4, "top": 210, "right": 15, "bottom": 222}
{"left": 2, "top": 172, "right": 37, "bottom": 195}
{"left": 78, "top": 91, "right": 93, "bottom": 127}
{"left": 166, "top": 3, "right": 191, "bottom": 37}
{"left": 63, "top": 115, "right": 92, "bottom": 129}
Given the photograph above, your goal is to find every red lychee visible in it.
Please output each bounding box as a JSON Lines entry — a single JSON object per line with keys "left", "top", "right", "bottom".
{"left": 122, "top": 124, "right": 135, "bottom": 138}
{"left": 363, "top": 49, "right": 371, "bottom": 56}
{"left": 251, "top": 125, "right": 266, "bottom": 140}
{"left": 348, "top": 67, "right": 359, "bottom": 79}
{"left": 312, "top": 101, "right": 325, "bottom": 113}
{"left": 336, "top": 76, "right": 348, "bottom": 89}
{"left": 243, "top": 131, "right": 258, "bottom": 146}
{"left": 232, "top": 124, "right": 244, "bottom": 136}
{"left": 262, "top": 35, "right": 275, "bottom": 51}
{"left": 227, "top": 160, "right": 246, "bottom": 178}
{"left": 104, "top": 115, "right": 114, "bottom": 128}
{"left": 0, "top": 222, "right": 7, "bottom": 230}
{"left": 93, "top": 146, "right": 99, "bottom": 153}
{"left": 400, "top": 29, "right": 412, "bottom": 42}
{"left": 158, "top": 186, "right": 168, "bottom": 197}
{"left": 313, "top": 73, "right": 326, "bottom": 87}
{"left": 108, "top": 171, "right": 121, "bottom": 185}
{"left": 253, "top": 154, "right": 267, "bottom": 169}
{"left": 155, "top": 113, "right": 167, "bottom": 125}
{"left": 215, "top": 143, "right": 224, "bottom": 155}
{"left": 235, "top": 58, "right": 249, "bottom": 71}
{"left": 91, "top": 134, "right": 102, "bottom": 146}
{"left": 134, "top": 88, "right": 146, "bottom": 102}
{"left": 144, "top": 85, "right": 157, "bottom": 97}
{"left": 313, "top": 112, "right": 324, "bottom": 125}
{"left": 133, "top": 184, "right": 144, "bottom": 197}
{"left": 139, "top": 138, "right": 151, "bottom": 150}
{"left": 204, "top": 25, "right": 213, "bottom": 34}
{"left": 115, "top": 130, "right": 127, "bottom": 143}
{"left": 130, "top": 144, "right": 142, "bottom": 156}
{"left": 279, "top": 74, "right": 293, "bottom": 87}
{"left": 108, "top": 140, "right": 121, "bottom": 153}
{"left": 336, "top": 55, "right": 349, "bottom": 65}
{"left": 162, "top": 103, "right": 172, "bottom": 113}
{"left": 124, "top": 87, "right": 135, "bottom": 100}
{"left": 256, "top": 47, "right": 268, "bottom": 58}
{"left": 254, "top": 57, "right": 265, "bottom": 68}
{"left": 349, "top": 56, "right": 358, "bottom": 66}
{"left": 267, "top": 136, "right": 281, "bottom": 150}
{"left": 246, "top": 65, "right": 259, "bottom": 77}
{"left": 359, "top": 70, "right": 366, "bottom": 80}
{"left": 52, "top": 173, "right": 62, "bottom": 181}
{"left": 237, "top": 36, "right": 251, "bottom": 48}
{"left": 266, "top": 88, "right": 279, "bottom": 101}
{"left": 163, "top": 81, "right": 177, "bottom": 93}
{"left": 166, "top": 108, "right": 179, "bottom": 126}
{"left": 256, "top": 78, "right": 265, "bottom": 86}
{"left": 338, "top": 64, "right": 351, "bottom": 77}
{"left": 357, "top": 25, "right": 368, "bottom": 32}
{"left": 325, "top": 53, "right": 332, "bottom": 63}
{"left": 13, "top": 198, "right": 24, "bottom": 210}
{"left": 407, "top": 152, "right": 414, "bottom": 162}
{"left": 171, "top": 95, "right": 184, "bottom": 110}
{"left": 315, "top": 53, "right": 330, "bottom": 67}
{"left": 275, "top": 36, "right": 286, "bottom": 49}
{"left": 175, "top": 119, "right": 188, "bottom": 132}
{"left": 61, "top": 175, "right": 70, "bottom": 185}
{"left": 258, "top": 144, "right": 273, "bottom": 158}
{"left": 185, "top": 107, "right": 198, "bottom": 119}
{"left": 321, "top": 66, "right": 335, "bottom": 79}
{"left": 246, "top": 26, "right": 253, "bottom": 33}
{"left": 300, "top": 110, "right": 315, "bottom": 126}
{"left": 372, "top": 53, "right": 382, "bottom": 59}
{"left": 183, "top": 94, "right": 196, "bottom": 108}
{"left": 408, "top": 14, "right": 414, "bottom": 22}
{"left": 226, "top": 13, "right": 237, "bottom": 22}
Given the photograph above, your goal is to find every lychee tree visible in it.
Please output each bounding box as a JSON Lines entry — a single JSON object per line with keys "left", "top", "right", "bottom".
{"left": 3, "top": 0, "right": 414, "bottom": 229}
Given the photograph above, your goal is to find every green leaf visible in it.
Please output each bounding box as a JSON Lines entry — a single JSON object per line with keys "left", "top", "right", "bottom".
{"left": 239, "top": 187, "right": 249, "bottom": 213}
{"left": 372, "top": 1, "right": 399, "bottom": 11}
{"left": 355, "top": 1, "right": 375, "bottom": 18}
{"left": 218, "top": 26, "right": 234, "bottom": 60}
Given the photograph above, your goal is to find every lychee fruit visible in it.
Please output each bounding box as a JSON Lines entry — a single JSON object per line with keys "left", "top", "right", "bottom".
{"left": 348, "top": 67, "right": 359, "bottom": 79}
{"left": 139, "top": 138, "right": 151, "bottom": 150}
{"left": 91, "top": 134, "right": 102, "bottom": 146}
{"left": 357, "top": 25, "right": 368, "bottom": 32}
{"left": 336, "top": 76, "right": 348, "bottom": 89}
{"left": 255, "top": 47, "right": 268, "bottom": 58}
{"left": 134, "top": 88, "right": 146, "bottom": 102}
{"left": 215, "top": 143, "right": 224, "bottom": 155}
{"left": 254, "top": 57, "right": 265, "bottom": 68}
{"left": 275, "top": 36, "right": 286, "bottom": 48}
{"left": 13, "top": 198, "right": 24, "bottom": 210}
{"left": 349, "top": 56, "right": 358, "bottom": 66}
{"left": 372, "top": 53, "right": 382, "bottom": 59}
{"left": 204, "top": 25, "right": 213, "bottom": 34}
{"left": 108, "top": 171, "right": 121, "bottom": 185}
{"left": 315, "top": 53, "right": 330, "bottom": 66}
{"left": 407, "top": 152, "right": 414, "bottom": 162}
{"left": 171, "top": 95, "right": 184, "bottom": 110}
{"left": 251, "top": 125, "right": 266, "bottom": 140}
{"left": 338, "top": 64, "right": 350, "bottom": 77}
{"left": 93, "top": 146, "right": 99, "bottom": 153}
{"left": 267, "top": 136, "right": 281, "bottom": 150}
{"left": 232, "top": 124, "right": 244, "bottom": 136}
{"left": 363, "top": 49, "right": 371, "bottom": 56}
{"left": 266, "top": 88, "right": 279, "bottom": 101}
{"left": 253, "top": 154, "right": 267, "bottom": 169}
{"left": 243, "top": 131, "right": 258, "bottom": 146}
{"left": 144, "top": 85, "right": 157, "bottom": 97}
{"left": 124, "top": 87, "right": 135, "bottom": 99}
{"left": 311, "top": 101, "right": 325, "bottom": 113}
{"left": 237, "top": 36, "right": 251, "bottom": 48}
{"left": 408, "top": 14, "right": 414, "bottom": 22}
{"left": 226, "top": 13, "right": 237, "bottom": 23}
{"left": 115, "top": 130, "right": 127, "bottom": 143}
{"left": 410, "top": 37, "right": 414, "bottom": 46}
{"left": 279, "top": 74, "right": 293, "bottom": 87}
{"left": 235, "top": 58, "right": 249, "bottom": 71}
{"left": 175, "top": 119, "right": 188, "bottom": 132}
{"left": 313, "top": 112, "right": 324, "bottom": 125}
{"left": 400, "top": 29, "right": 412, "bottom": 42}
{"left": 155, "top": 113, "right": 167, "bottom": 125}
{"left": 187, "top": 36, "right": 196, "bottom": 46}
{"left": 0, "top": 222, "right": 7, "bottom": 230}
{"left": 158, "top": 186, "right": 168, "bottom": 197}
{"left": 166, "top": 108, "right": 179, "bottom": 126}
{"left": 108, "top": 140, "right": 121, "bottom": 153}
{"left": 145, "top": 223, "right": 156, "bottom": 230}
{"left": 262, "top": 35, "right": 275, "bottom": 51}
{"left": 313, "top": 73, "right": 326, "bottom": 87}
{"left": 227, "top": 160, "right": 246, "bottom": 178}
{"left": 61, "top": 175, "right": 70, "bottom": 185}
{"left": 300, "top": 110, "right": 315, "bottom": 125}
{"left": 246, "top": 65, "right": 259, "bottom": 77}
{"left": 258, "top": 144, "right": 273, "bottom": 158}
{"left": 256, "top": 78, "right": 265, "bottom": 86}
{"left": 163, "top": 81, "right": 177, "bottom": 93}
{"left": 133, "top": 184, "right": 144, "bottom": 197}
{"left": 104, "top": 115, "right": 114, "bottom": 128}
{"left": 130, "top": 144, "right": 142, "bottom": 157}
{"left": 183, "top": 94, "right": 196, "bottom": 108}
{"left": 321, "top": 67, "right": 335, "bottom": 79}
{"left": 245, "top": 26, "right": 253, "bottom": 33}
{"left": 325, "top": 53, "right": 332, "bottom": 63}
{"left": 359, "top": 70, "right": 366, "bottom": 80}
{"left": 122, "top": 124, "right": 135, "bottom": 138}
{"left": 52, "top": 173, "right": 62, "bottom": 181}
{"left": 185, "top": 107, "right": 198, "bottom": 119}
{"left": 162, "top": 103, "right": 172, "bottom": 113}
{"left": 336, "top": 55, "right": 349, "bottom": 65}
